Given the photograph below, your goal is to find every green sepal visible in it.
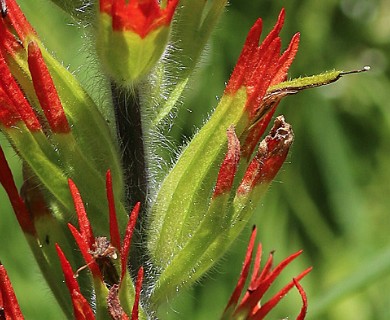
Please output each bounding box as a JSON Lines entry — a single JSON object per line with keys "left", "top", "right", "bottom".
{"left": 147, "top": 90, "right": 249, "bottom": 266}
{"left": 97, "top": 13, "right": 171, "bottom": 86}
{"left": 151, "top": 190, "right": 234, "bottom": 304}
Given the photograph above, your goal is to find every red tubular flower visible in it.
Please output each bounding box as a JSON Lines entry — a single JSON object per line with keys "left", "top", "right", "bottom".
{"left": 0, "top": 263, "right": 24, "bottom": 319}
{"left": 223, "top": 9, "right": 299, "bottom": 160}
{"left": 222, "top": 226, "right": 311, "bottom": 320}
{"left": 56, "top": 170, "right": 143, "bottom": 318}
{"left": 100, "top": 0, "right": 179, "bottom": 38}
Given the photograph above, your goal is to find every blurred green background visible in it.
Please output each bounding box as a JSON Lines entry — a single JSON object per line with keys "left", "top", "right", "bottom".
{"left": 1, "top": 0, "right": 390, "bottom": 319}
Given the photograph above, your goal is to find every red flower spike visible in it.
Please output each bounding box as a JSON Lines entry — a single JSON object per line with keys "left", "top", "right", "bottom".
{"left": 250, "top": 268, "right": 312, "bottom": 319}
{"left": 240, "top": 33, "right": 300, "bottom": 160}
{"left": 295, "top": 278, "right": 308, "bottom": 320}
{"left": 106, "top": 170, "right": 121, "bottom": 251}
{"left": 223, "top": 225, "right": 311, "bottom": 320}
{"left": 224, "top": 9, "right": 301, "bottom": 154}
{"left": 100, "top": 0, "right": 179, "bottom": 38}
{"left": 0, "top": 54, "right": 41, "bottom": 131}
{"left": 237, "top": 250, "right": 304, "bottom": 314}
{"left": 213, "top": 126, "right": 241, "bottom": 198}
{"left": 225, "top": 9, "right": 286, "bottom": 96}
{"left": 237, "top": 116, "right": 293, "bottom": 195}
{"left": 0, "top": 263, "right": 24, "bottom": 319}
{"left": 224, "top": 226, "right": 257, "bottom": 313}
{"left": 131, "top": 267, "right": 144, "bottom": 320}
{"left": 68, "top": 223, "right": 103, "bottom": 280}
{"left": 120, "top": 202, "right": 140, "bottom": 281}
{"left": 27, "top": 42, "right": 70, "bottom": 133}
{"left": 0, "top": 146, "right": 35, "bottom": 235}
{"left": 68, "top": 179, "right": 95, "bottom": 248}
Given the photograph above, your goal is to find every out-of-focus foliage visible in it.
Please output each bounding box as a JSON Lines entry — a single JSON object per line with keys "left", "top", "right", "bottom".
{"left": 1, "top": 0, "right": 389, "bottom": 319}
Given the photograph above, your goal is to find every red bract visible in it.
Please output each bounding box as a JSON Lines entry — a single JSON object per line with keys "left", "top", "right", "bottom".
{"left": 213, "top": 126, "right": 241, "bottom": 198}
{"left": 225, "top": 9, "right": 299, "bottom": 118}
{"left": 0, "top": 0, "right": 69, "bottom": 133}
{"left": 100, "top": 0, "right": 179, "bottom": 37}
{"left": 222, "top": 9, "right": 299, "bottom": 160}
{"left": 0, "top": 263, "right": 24, "bottom": 320}
{"left": 56, "top": 170, "right": 142, "bottom": 319}
{"left": 222, "top": 226, "right": 311, "bottom": 320}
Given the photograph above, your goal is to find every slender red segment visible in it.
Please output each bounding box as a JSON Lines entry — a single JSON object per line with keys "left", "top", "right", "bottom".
{"left": 56, "top": 244, "right": 95, "bottom": 319}
{"left": 225, "top": 9, "right": 287, "bottom": 96}
{"left": 238, "top": 250, "right": 304, "bottom": 314}
{"left": 250, "top": 267, "right": 312, "bottom": 319}
{"left": 224, "top": 226, "right": 257, "bottom": 313}
{"left": 68, "top": 179, "right": 95, "bottom": 247}
{"left": 251, "top": 251, "right": 273, "bottom": 292}
{"left": 249, "top": 243, "right": 263, "bottom": 289}
{"left": 0, "top": 146, "right": 35, "bottom": 234}
{"left": 120, "top": 202, "right": 140, "bottom": 281}
{"left": 222, "top": 225, "right": 311, "bottom": 319}
{"left": 56, "top": 244, "right": 81, "bottom": 294}
{"left": 71, "top": 290, "right": 96, "bottom": 320}
{"left": 27, "top": 42, "right": 70, "bottom": 133}
{"left": 213, "top": 126, "right": 241, "bottom": 198}
{"left": 295, "top": 278, "right": 309, "bottom": 320}
{"left": 100, "top": 0, "right": 178, "bottom": 37}
{"left": 225, "top": 18, "right": 263, "bottom": 94}
{"left": 131, "top": 267, "right": 144, "bottom": 320}
{"left": 270, "top": 32, "right": 300, "bottom": 86}
{"left": 106, "top": 170, "right": 121, "bottom": 251}
{"left": 68, "top": 224, "right": 103, "bottom": 281}
{"left": 0, "top": 264, "right": 24, "bottom": 319}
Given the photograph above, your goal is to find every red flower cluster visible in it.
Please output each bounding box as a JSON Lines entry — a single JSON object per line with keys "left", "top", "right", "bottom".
{"left": 100, "top": 0, "right": 179, "bottom": 37}
{"left": 56, "top": 171, "right": 143, "bottom": 319}
{"left": 222, "top": 227, "right": 311, "bottom": 320}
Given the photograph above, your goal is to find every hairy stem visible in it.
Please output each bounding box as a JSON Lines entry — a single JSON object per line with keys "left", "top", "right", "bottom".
{"left": 111, "top": 82, "right": 148, "bottom": 272}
